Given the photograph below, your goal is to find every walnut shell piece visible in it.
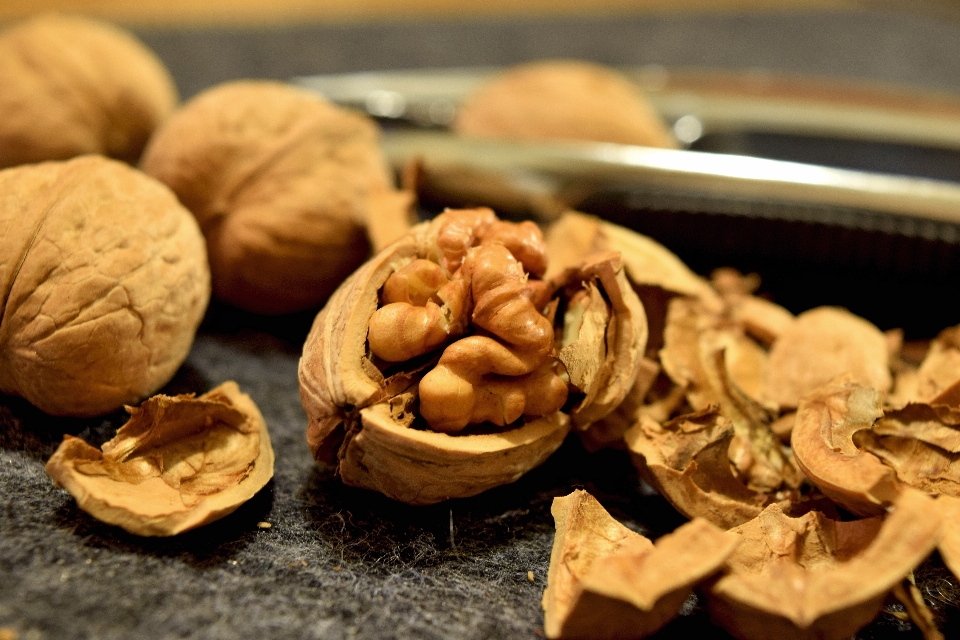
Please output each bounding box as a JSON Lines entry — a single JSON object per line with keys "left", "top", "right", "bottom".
{"left": 45, "top": 381, "right": 274, "bottom": 537}
{"left": 794, "top": 372, "right": 960, "bottom": 526}
{"left": 0, "top": 14, "right": 178, "bottom": 169}
{"left": 765, "top": 307, "right": 891, "bottom": 410}
{"left": 625, "top": 410, "right": 790, "bottom": 530}
{"left": 299, "top": 208, "right": 647, "bottom": 504}
{"left": 453, "top": 60, "right": 677, "bottom": 148}
{"left": 140, "top": 80, "right": 413, "bottom": 315}
{"left": 542, "top": 490, "right": 738, "bottom": 640}
{"left": 706, "top": 490, "right": 941, "bottom": 640}
{"left": 0, "top": 155, "right": 210, "bottom": 417}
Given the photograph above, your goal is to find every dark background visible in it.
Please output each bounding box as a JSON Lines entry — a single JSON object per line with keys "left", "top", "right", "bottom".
{"left": 4, "top": 7, "right": 960, "bottom": 639}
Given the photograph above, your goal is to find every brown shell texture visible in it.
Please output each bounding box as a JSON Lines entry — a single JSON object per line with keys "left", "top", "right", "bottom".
{"left": 0, "top": 13, "right": 178, "bottom": 169}
{"left": 0, "top": 155, "right": 210, "bottom": 417}
{"left": 140, "top": 80, "right": 412, "bottom": 315}
{"left": 708, "top": 490, "right": 941, "bottom": 640}
{"left": 793, "top": 374, "right": 960, "bottom": 516}
{"left": 542, "top": 490, "right": 737, "bottom": 640}
{"left": 299, "top": 208, "right": 647, "bottom": 504}
{"left": 453, "top": 60, "right": 678, "bottom": 148}
{"left": 45, "top": 381, "right": 274, "bottom": 537}
{"left": 765, "top": 307, "right": 891, "bottom": 410}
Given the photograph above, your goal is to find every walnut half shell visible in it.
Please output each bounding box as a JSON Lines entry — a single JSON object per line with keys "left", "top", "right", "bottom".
{"left": 45, "top": 381, "right": 274, "bottom": 536}
{"left": 298, "top": 208, "right": 647, "bottom": 504}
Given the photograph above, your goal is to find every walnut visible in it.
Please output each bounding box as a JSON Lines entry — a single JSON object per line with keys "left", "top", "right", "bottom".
{"left": 542, "top": 490, "right": 737, "bottom": 639}
{"left": 45, "top": 382, "right": 273, "bottom": 536}
{"left": 140, "top": 80, "right": 415, "bottom": 315}
{"left": 453, "top": 60, "right": 677, "bottom": 148}
{"left": 707, "top": 490, "right": 941, "bottom": 640}
{"left": 0, "top": 14, "right": 178, "bottom": 169}
{"left": 0, "top": 155, "right": 209, "bottom": 417}
{"left": 298, "top": 208, "right": 648, "bottom": 504}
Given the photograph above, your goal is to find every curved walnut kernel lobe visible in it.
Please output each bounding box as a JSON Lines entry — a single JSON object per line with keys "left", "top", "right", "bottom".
{"left": 765, "top": 306, "right": 891, "bottom": 410}
{"left": 707, "top": 490, "right": 941, "bottom": 640}
{"left": 542, "top": 490, "right": 736, "bottom": 640}
{"left": 45, "top": 381, "right": 274, "bottom": 537}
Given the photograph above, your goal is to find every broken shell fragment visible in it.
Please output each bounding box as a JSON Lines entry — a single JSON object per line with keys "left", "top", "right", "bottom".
{"left": 915, "top": 325, "right": 960, "bottom": 402}
{"left": 765, "top": 307, "right": 891, "bottom": 410}
{"left": 542, "top": 489, "right": 737, "bottom": 640}
{"left": 791, "top": 376, "right": 897, "bottom": 517}
{"left": 544, "top": 211, "right": 717, "bottom": 303}
{"left": 299, "top": 208, "right": 647, "bottom": 504}
{"left": 45, "top": 381, "right": 274, "bottom": 536}
{"left": 624, "top": 409, "right": 791, "bottom": 530}
{"left": 707, "top": 490, "right": 941, "bottom": 640}
{"left": 794, "top": 371, "right": 960, "bottom": 527}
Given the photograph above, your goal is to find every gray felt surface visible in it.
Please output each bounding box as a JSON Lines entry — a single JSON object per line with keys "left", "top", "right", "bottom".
{"left": 5, "top": 8, "right": 960, "bottom": 639}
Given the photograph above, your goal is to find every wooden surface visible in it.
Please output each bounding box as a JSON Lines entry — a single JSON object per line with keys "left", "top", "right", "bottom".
{"left": 0, "top": 0, "right": 859, "bottom": 27}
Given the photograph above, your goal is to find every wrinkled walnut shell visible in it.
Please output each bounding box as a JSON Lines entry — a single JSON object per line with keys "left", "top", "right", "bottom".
{"left": 141, "top": 80, "right": 413, "bottom": 315}
{"left": 0, "top": 155, "right": 209, "bottom": 417}
{"left": 45, "top": 381, "right": 274, "bottom": 536}
{"left": 454, "top": 60, "right": 677, "bottom": 148}
{"left": 0, "top": 14, "right": 177, "bottom": 169}
{"left": 299, "top": 209, "right": 647, "bottom": 504}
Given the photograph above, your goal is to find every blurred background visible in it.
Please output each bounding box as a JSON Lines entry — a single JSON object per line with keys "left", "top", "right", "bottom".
{"left": 6, "top": 0, "right": 960, "bottom": 333}
{"left": 1, "top": 1, "right": 959, "bottom": 99}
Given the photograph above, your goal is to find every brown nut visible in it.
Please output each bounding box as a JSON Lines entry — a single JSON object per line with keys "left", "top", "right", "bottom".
{"left": 542, "top": 490, "right": 738, "bottom": 640}
{"left": 453, "top": 60, "right": 677, "bottom": 148}
{"left": 45, "top": 381, "right": 274, "bottom": 536}
{"left": 298, "top": 208, "right": 648, "bottom": 504}
{"left": 0, "top": 14, "right": 178, "bottom": 169}
{"left": 140, "top": 80, "right": 414, "bottom": 315}
{"left": 707, "top": 490, "right": 941, "bottom": 640}
{"left": 0, "top": 155, "right": 210, "bottom": 417}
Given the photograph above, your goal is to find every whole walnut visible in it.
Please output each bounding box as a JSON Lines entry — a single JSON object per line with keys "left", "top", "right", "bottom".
{"left": 0, "top": 155, "right": 210, "bottom": 417}
{"left": 299, "top": 208, "right": 648, "bottom": 504}
{"left": 453, "top": 60, "right": 677, "bottom": 148}
{"left": 0, "top": 14, "right": 178, "bottom": 169}
{"left": 140, "top": 81, "right": 414, "bottom": 315}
